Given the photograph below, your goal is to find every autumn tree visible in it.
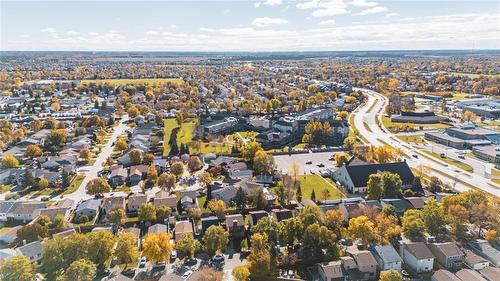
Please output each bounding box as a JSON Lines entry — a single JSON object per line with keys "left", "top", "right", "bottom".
{"left": 62, "top": 259, "right": 96, "bottom": 281}
{"left": 402, "top": 209, "right": 426, "bottom": 241}
{"left": 86, "top": 177, "right": 111, "bottom": 195}
{"left": 335, "top": 153, "right": 349, "bottom": 167}
{"left": 106, "top": 209, "right": 126, "bottom": 225}
{"left": 143, "top": 232, "right": 174, "bottom": 263}
{"left": 252, "top": 216, "right": 280, "bottom": 245}
{"left": 195, "top": 267, "right": 223, "bottom": 281}
{"left": 129, "top": 149, "right": 143, "bottom": 165}
{"left": 348, "top": 216, "right": 377, "bottom": 244}
{"left": 207, "top": 199, "right": 226, "bottom": 220}
{"left": 367, "top": 173, "right": 384, "bottom": 200}
{"left": 299, "top": 205, "right": 323, "bottom": 227}
{"left": 138, "top": 204, "right": 157, "bottom": 222}
{"left": 79, "top": 147, "right": 92, "bottom": 162}
{"left": 1, "top": 155, "right": 19, "bottom": 168}
{"left": 187, "top": 155, "right": 203, "bottom": 172}
{"left": 301, "top": 223, "right": 338, "bottom": 265}
{"left": 447, "top": 204, "right": 469, "bottom": 237}
{"left": 197, "top": 172, "right": 212, "bottom": 190}
{"left": 202, "top": 226, "right": 229, "bottom": 255}
{"left": 422, "top": 199, "right": 446, "bottom": 236}
{"left": 323, "top": 209, "right": 344, "bottom": 237}
{"left": 175, "top": 234, "right": 201, "bottom": 259}
{"left": 232, "top": 265, "right": 250, "bottom": 281}
{"left": 25, "top": 144, "right": 43, "bottom": 158}
{"left": 247, "top": 232, "right": 274, "bottom": 278}
{"left": 158, "top": 173, "right": 176, "bottom": 191}
{"left": 115, "top": 139, "right": 128, "bottom": 151}
{"left": 374, "top": 213, "right": 401, "bottom": 244}
{"left": 379, "top": 269, "right": 403, "bottom": 281}
{"left": 86, "top": 230, "right": 116, "bottom": 270}
{"left": 241, "top": 141, "right": 263, "bottom": 162}
{"left": 115, "top": 232, "right": 140, "bottom": 268}
{"left": 253, "top": 150, "right": 275, "bottom": 174}
{"left": 0, "top": 255, "right": 35, "bottom": 281}
{"left": 170, "top": 161, "right": 184, "bottom": 178}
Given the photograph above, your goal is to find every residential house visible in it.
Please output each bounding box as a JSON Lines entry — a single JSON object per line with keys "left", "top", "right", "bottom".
{"left": 381, "top": 199, "right": 414, "bottom": 217}
{"left": 201, "top": 216, "right": 219, "bottom": 234}
{"left": 225, "top": 214, "right": 245, "bottom": 240}
{"left": 331, "top": 157, "right": 414, "bottom": 194}
{"left": 405, "top": 197, "right": 427, "bottom": 209}
{"left": 127, "top": 193, "right": 148, "bottom": 212}
{"left": 370, "top": 244, "right": 402, "bottom": 272}
{"left": 399, "top": 241, "right": 435, "bottom": 273}
{"left": 174, "top": 221, "right": 193, "bottom": 240}
{"left": 464, "top": 249, "right": 490, "bottom": 270}
{"left": 339, "top": 202, "right": 364, "bottom": 223}
{"left": 468, "top": 240, "right": 500, "bottom": 267}
{"left": 0, "top": 225, "right": 21, "bottom": 244}
{"left": 153, "top": 158, "right": 169, "bottom": 174}
{"left": 102, "top": 196, "right": 126, "bottom": 216}
{"left": 16, "top": 240, "right": 43, "bottom": 262}
{"left": 318, "top": 261, "right": 344, "bottom": 281}
{"left": 432, "top": 269, "right": 461, "bottom": 281}
{"left": 108, "top": 165, "right": 127, "bottom": 187}
{"left": 347, "top": 250, "right": 378, "bottom": 280}
{"left": 75, "top": 199, "right": 101, "bottom": 220}
{"left": 153, "top": 190, "right": 178, "bottom": 211}
{"left": 8, "top": 202, "right": 45, "bottom": 222}
{"left": 248, "top": 210, "right": 268, "bottom": 227}
{"left": 53, "top": 228, "right": 77, "bottom": 239}
{"left": 180, "top": 196, "right": 197, "bottom": 211}
{"left": 121, "top": 227, "right": 141, "bottom": 245}
{"left": 0, "top": 201, "right": 18, "bottom": 222}
{"left": 479, "top": 266, "right": 500, "bottom": 281}
{"left": 148, "top": 224, "right": 167, "bottom": 234}
{"left": 128, "top": 165, "right": 148, "bottom": 186}
{"left": 271, "top": 209, "right": 293, "bottom": 222}
{"left": 0, "top": 248, "right": 18, "bottom": 262}
{"left": 455, "top": 269, "right": 486, "bottom": 281}
{"left": 429, "top": 242, "right": 464, "bottom": 271}
{"left": 39, "top": 206, "right": 71, "bottom": 221}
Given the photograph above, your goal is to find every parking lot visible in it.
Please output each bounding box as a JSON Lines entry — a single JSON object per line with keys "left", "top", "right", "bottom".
{"left": 273, "top": 151, "right": 338, "bottom": 175}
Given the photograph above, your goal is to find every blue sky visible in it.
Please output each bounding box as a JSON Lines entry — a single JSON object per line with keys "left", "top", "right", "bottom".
{"left": 1, "top": 0, "right": 498, "bottom": 51}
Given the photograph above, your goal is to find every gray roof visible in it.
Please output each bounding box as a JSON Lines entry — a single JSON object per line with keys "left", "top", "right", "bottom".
{"left": 16, "top": 240, "right": 43, "bottom": 258}
{"left": 432, "top": 269, "right": 461, "bottom": 281}
{"left": 480, "top": 266, "right": 500, "bottom": 281}
{"left": 404, "top": 242, "right": 434, "bottom": 260}
{"left": 77, "top": 199, "right": 101, "bottom": 212}
{"left": 0, "top": 201, "right": 18, "bottom": 213}
{"left": 371, "top": 244, "right": 402, "bottom": 264}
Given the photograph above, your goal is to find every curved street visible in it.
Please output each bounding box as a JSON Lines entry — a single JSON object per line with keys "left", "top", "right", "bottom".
{"left": 352, "top": 88, "right": 500, "bottom": 197}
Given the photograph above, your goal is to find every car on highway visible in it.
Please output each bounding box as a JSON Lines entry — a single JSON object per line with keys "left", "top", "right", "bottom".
{"left": 412, "top": 154, "right": 418, "bottom": 159}
{"left": 317, "top": 163, "right": 325, "bottom": 168}
{"left": 458, "top": 155, "right": 465, "bottom": 159}
{"left": 182, "top": 270, "right": 193, "bottom": 279}
{"left": 306, "top": 161, "right": 312, "bottom": 165}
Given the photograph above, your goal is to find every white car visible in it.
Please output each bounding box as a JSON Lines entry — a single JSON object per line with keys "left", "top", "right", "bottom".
{"left": 139, "top": 257, "right": 147, "bottom": 268}
{"left": 183, "top": 270, "right": 193, "bottom": 279}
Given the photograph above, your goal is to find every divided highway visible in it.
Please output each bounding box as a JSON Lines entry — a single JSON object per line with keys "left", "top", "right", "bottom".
{"left": 352, "top": 88, "right": 500, "bottom": 197}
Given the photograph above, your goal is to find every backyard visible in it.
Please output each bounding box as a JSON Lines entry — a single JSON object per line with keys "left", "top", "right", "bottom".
{"left": 298, "top": 174, "right": 344, "bottom": 200}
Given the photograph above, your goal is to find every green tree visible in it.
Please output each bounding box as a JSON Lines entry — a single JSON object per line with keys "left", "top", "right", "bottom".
{"left": 86, "top": 230, "right": 115, "bottom": 270}
{"left": 348, "top": 216, "right": 377, "bottom": 244}
{"left": 252, "top": 216, "right": 280, "bottom": 244}
{"left": 300, "top": 223, "right": 338, "bottom": 265}
{"left": 241, "top": 141, "right": 263, "bottom": 162}
{"left": 62, "top": 259, "right": 96, "bottom": 281}
{"left": 422, "top": 198, "right": 446, "bottom": 236}
{"left": 106, "top": 208, "right": 126, "bottom": 225}
{"left": 52, "top": 214, "right": 67, "bottom": 231}
{"left": 17, "top": 221, "right": 48, "bottom": 243}
{"left": 115, "top": 232, "right": 140, "bottom": 268}
{"left": 247, "top": 233, "right": 274, "bottom": 278}
{"left": 253, "top": 150, "right": 275, "bottom": 174}
{"left": 279, "top": 217, "right": 304, "bottom": 246}
{"left": 207, "top": 199, "right": 226, "bottom": 220}
{"left": 299, "top": 205, "right": 323, "bottom": 227}
{"left": 156, "top": 206, "right": 172, "bottom": 223}
{"left": 367, "top": 173, "right": 384, "bottom": 200}
{"left": 382, "top": 172, "right": 402, "bottom": 198}
{"left": 402, "top": 209, "right": 426, "bottom": 240}
{"left": 138, "top": 204, "right": 157, "bottom": 222}
{"left": 249, "top": 189, "right": 267, "bottom": 209}
{"left": 0, "top": 255, "right": 35, "bottom": 281}
{"left": 175, "top": 234, "right": 201, "bottom": 259}
{"left": 202, "top": 226, "right": 229, "bottom": 255}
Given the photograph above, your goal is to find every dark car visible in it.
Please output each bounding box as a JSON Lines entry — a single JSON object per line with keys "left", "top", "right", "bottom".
{"left": 305, "top": 161, "right": 312, "bottom": 165}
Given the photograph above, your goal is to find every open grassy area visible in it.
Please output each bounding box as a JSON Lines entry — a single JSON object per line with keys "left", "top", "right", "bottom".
{"left": 420, "top": 150, "right": 473, "bottom": 172}
{"left": 299, "top": 174, "right": 344, "bottom": 200}
{"left": 62, "top": 174, "right": 85, "bottom": 195}
{"left": 382, "top": 115, "right": 450, "bottom": 131}
{"left": 199, "top": 142, "right": 233, "bottom": 154}
{"left": 396, "top": 135, "right": 426, "bottom": 144}
{"left": 164, "top": 119, "right": 197, "bottom": 156}
{"left": 492, "top": 168, "right": 500, "bottom": 177}
{"left": 177, "top": 120, "right": 196, "bottom": 145}
{"left": 163, "top": 119, "right": 179, "bottom": 156}
{"left": 80, "top": 78, "right": 183, "bottom": 86}
{"left": 0, "top": 185, "right": 12, "bottom": 194}
{"left": 226, "top": 131, "right": 259, "bottom": 142}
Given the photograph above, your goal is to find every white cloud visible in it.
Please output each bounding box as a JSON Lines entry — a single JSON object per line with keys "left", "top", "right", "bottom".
{"left": 19, "top": 34, "right": 30, "bottom": 38}
{"left": 87, "top": 32, "right": 99, "bottom": 36}
{"left": 146, "top": 31, "right": 159, "bottom": 35}
{"left": 66, "top": 31, "right": 80, "bottom": 36}
{"left": 348, "top": 0, "right": 378, "bottom": 7}
{"left": 296, "top": 0, "right": 320, "bottom": 9}
{"left": 170, "top": 24, "right": 177, "bottom": 29}
{"left": 199, "top": 27, "right": 216, "bottom": 32}
{"left": 252, "top": 17, "right": 289, "bottom": 27}
{"left": 264, "top": 0, "right": 283, "bottom": 6}
{"left": 319, "top": 19, "right": 336, "bottom": 25}
{"left": 254, "top": 2, "right": 261, "bottom": 8}
{"left": 353, "top": 6, "right": 387, "bottom": 16}
{"left": 40, "top": 27, "right": 56, "bottom": 33}
{"left": 311, "top": 0, "right": 349, "bottom": 17}
{"left": 386, "top": 12, "right": 399, "bottom": 18}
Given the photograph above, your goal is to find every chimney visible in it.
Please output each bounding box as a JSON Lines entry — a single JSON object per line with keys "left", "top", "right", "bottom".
{"left": 22, "top": 239, "right": 27, "bottom": 246}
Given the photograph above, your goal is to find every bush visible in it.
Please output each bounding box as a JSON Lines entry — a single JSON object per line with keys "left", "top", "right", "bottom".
{"left": 77, "top": 215, "right": 90, "bottom": 224}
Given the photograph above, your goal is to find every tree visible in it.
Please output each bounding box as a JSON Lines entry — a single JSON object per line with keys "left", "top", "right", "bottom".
{"left": 106, "top": 208, "right": 126, "bottom": 225}
{"left": 252, "top": 216, "right": 280, "bottom": 244}
{"left": 143, "top": 153, "right": 155, "bottom": 165}
{"left": 156, "top": 206, "right": 172, "bottom": 223}
{"left": 374, "top": 213, "right": 401, "bottom": 244}
{"left": 367, "top": 173, "right": 384, "bottom": 200}
{"left": 485, "top": 230, "right": 498, "bottom": 244}
{"left": 428, "top": 176, "right": 443, "bottom": 193}
{"left": 143, "top": 232, "right": 174, "bottom": 263}
{"left": 202, "top": 226, "right": 229, "bottom": 255}
{"left": 273, "top": 182, "right": 287, "bottom": 206}
{"left": 22, "top": 169, "right": 35, "bottom": 187}
{"left": 310, "top": 188, "right": 316, "bottom": 202}
{"left": 79, "top": 147, "right": 91, "bottom": 162}
{"left": 207, "top": 199, "right": 226, "bottom": 220}
{"left": 86, "top": 230, "right": 115, "bottom": 270}
{"left": 379, "top": 269, "right": 403, "bottom": 281}
{"left": 411, "top": 176, "right": 423, "bottom": 192}
{"left": 147, "top": 165, "right": 158, "bottom": 183}
{"left": 194, "top": 267, "right": 223, "bottom": 281}
{"left": 463, "top": 110, "right": 477, "bottom": 123}
{"left": 17, "top": 222, "right": 48, "bottom": 243}
{"left": 402, "top": 209, "right": 426, "bottom": 240}
{"left": 253, "top": 150, "right": 275, "bottom": 174}
{"left": 447, "top": 204, "right": 469, "bottom": 237}
{"left": 197, "top": 172, "right": 212, "bottom": 190}
{"left": 367, "top": 145, "right": 401, "bottom": 164}
{"left": 115, "top": 232, "right": 140, "bottom": 268}
{"left": 299, "top": 205, "right": 323, "bottom": 227}
{"left": 129, "top": 149, "right": 142, "bottom": 165}
{"left": 422, "top": 199, "right": 446, "bottom": 236}
{"left": 0, "top": 255, "right": 35, "bottom": 281}
{"left": 279, "top": 217, "right": 304, "bottom": 246}
{"left": 25, "top": 144, "right": 43, "bottom": 158}
{"left": 233, "top": 187, "right": 247, "bottom": 209}
{"left": 53, "top": 214, "right": 67, "bottom": 231}
{"left": 61, "top": 169, "right": 71, "bottom": 189}
{"left": 86, "top": 177, "right": 111, "bottom": 195}
{"left": 170, "top": 161, "right": 184, "bottom": 178}
{"left": 348, "top": 216, "right": 377, "bottom": 244}
{"left": 232, "top": 265, "right": 250, "bottom": 281}
{"left": 241, "top": 141, "right": 263, "bottom": 162}
{"left": 301, "top": 223, "right": 338, "bottom": 265}
{"left": 176, "top": 234, "right": 201, "bottom": 259}
{"left": 138, "top": 204, "right": 157, "bottom": 222}
{"left": 46, "top": 129, "right": 68, "bottom": 148}
{"left": 382, "top": 172, "right": 402, "bottom": 198}
{"left": 39, "top": 176, "right": 49, "bottom": 189}
{"left": 249, "top": 189, "right": 267, "bottom": 209}
{"left": 188, "top": 156, "right": 203, "bottom": 172}
{"left": 115, "top": 139, "right": 128, "bottom": 151}
{"left": 335, "top": 153, "right": 349, "bottom": 167}
{"left": 1, "top": 155, "right": 19, "bottom": 168}
{"left": 127, "top": 106, "right": 140, "bottom": 118}
{"left": 158, "top": 173, "right": 176, "bottom": 191}
{"left": 247, "top": 233, "right": 273, "bottom": 277}
{"left": 323, "top": 209, "right": 344, "bottom": 237}
{"left": 62, "top": 259, "right": 96, "bottom": 281}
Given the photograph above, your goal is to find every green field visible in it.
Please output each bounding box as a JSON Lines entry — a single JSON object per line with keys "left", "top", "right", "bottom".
{"left": 163, "top": 119, "right": 198, "bottom": 156}
{"left": 226, "top": 131, "right": 259, "bottom": 142}
{"left": 299, "top": 174, "right": 344, "bottom": 200}
{"left": 396, "top": 135, "right": 426, "bottom": 144}
{"left": 382, "top": 116, "right": 450, "bottom": 132}
{"left": 163, "top": 119, "right": 179, "bottom": 156}
{"left": 177, "top": 120, "right": 196, "bottom": 145}
{"left": 199, "top": 142, "right": 233, "bottom": 154}
{"left": 80, "top": 78, "right": 183, "bottom": 86}
{"left": 421, "top": 150, "right": 473, "bottom": 172}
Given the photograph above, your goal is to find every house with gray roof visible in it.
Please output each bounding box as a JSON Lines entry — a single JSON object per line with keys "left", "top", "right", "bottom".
{"left": 75, "top": 199, "right": 101, "bottom": 220}
{"left": 0, "top": 201, "right": 18, "bottom": 222}
{"left": 8, "top": 202, "right": 45, "bottom": 222}
{"left": 399, "top": 241, "right": 434, "bottom": 273}
{"left": 468, "top": 239, "right": 500, "bottom": 267}
{"left": 456, "top": 268, "right": 486, "bottom": 281}
{"left": 479, "top": 266, "right": 500, "bottom": 281}
{"left": 16, "top": 240, "right": 43, "bottom": 262}
{"left": 432, "top": 269, "right": 461, "bottom": 281}
{"left": 370, "top": 244, "right": 402, "bottom": 272}
{"left": 429, "top": 242, "right": 464, "bottom": 271}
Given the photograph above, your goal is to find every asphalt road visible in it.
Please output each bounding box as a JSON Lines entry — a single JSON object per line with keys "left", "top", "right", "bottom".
{"left": 352, "top": 88, "right": 500, "bottom": 197}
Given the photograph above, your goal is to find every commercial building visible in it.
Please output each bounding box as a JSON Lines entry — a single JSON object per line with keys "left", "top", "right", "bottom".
{"left": 391, "top": 111, "right": 448, "bottom": 124}
{"left": 425, "top": 123, "right": 500, "bottom": 149}
{"left": 456, "top": 98, "right": 500, "bottom": 119}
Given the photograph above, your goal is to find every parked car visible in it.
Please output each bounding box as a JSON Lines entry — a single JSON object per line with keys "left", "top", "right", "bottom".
{"left": 212, "top": 254, "right": 225, "bottom": 264}
{"left": 182, "top": 270, "right": 193, "bottom": 279}
{"left": 458, "top": 155, "right": 465, "bottom": 159}
{"left": 412, "top": 154, "right": 418, "bottom": 158}
{"left": 305, "top": 161, "right": 312, "bottom": 165}
{"left": 139, "top": 257, "right": 147, "bottom": 268}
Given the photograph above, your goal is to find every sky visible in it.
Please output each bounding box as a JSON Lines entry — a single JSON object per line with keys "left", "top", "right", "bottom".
{"left": 1, "top": 0, "right": 499, "bottom": 51}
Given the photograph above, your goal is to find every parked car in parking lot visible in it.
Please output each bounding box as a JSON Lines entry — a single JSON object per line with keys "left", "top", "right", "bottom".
{"left": 212, "top": 254, "right": 225, "bottom": 264}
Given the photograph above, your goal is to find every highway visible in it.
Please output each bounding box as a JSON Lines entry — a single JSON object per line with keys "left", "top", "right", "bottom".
{"left": 352, "top": 88, "right": 500, "bottom": 197}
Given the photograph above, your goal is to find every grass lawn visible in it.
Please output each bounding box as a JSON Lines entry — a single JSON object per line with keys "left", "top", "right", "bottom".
{"left": 421, "top": 150, "right": 473, "bottom": 172}
{"left": 62, "top": 174, "right": 85, "bottom": 195}
{"left": 0, "top": 185, "right": 12, "bottom": 194}
{"left": 177, "top": 120, "right": 196, "bottom": 145}
{"left": 163, "top": 119, "right": 179, "bottom": 156}
{"left": 226, "top": 131, "right": 259, "bottom": 142}
{"left": 299, "top": 174, "right": 344, "bottom": 200}
{"left": 451, "top": 92, "right": 471, "bottom": 100}
{"left": 492, "top": 168, "right": 500, "bottom": 177}
{"left": 80, "top": 78, "right": 183, "bottom": 86}
{"left": 396, "top": 135, "right": 426, "bottom": 144}
{"left": 382, "top": 116, "right": 449, "bottom": 131}
{"left": 199, "top": 142, "right": 233, "bottom": 154}
{"left": 197, "top": 195, "right": 208, "bottom": 211}
{"left": 114, "top": 185, "right": 131, "bottom": 193}
{"left": 492, "top": 179, "right": 500, "bottom": 185}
